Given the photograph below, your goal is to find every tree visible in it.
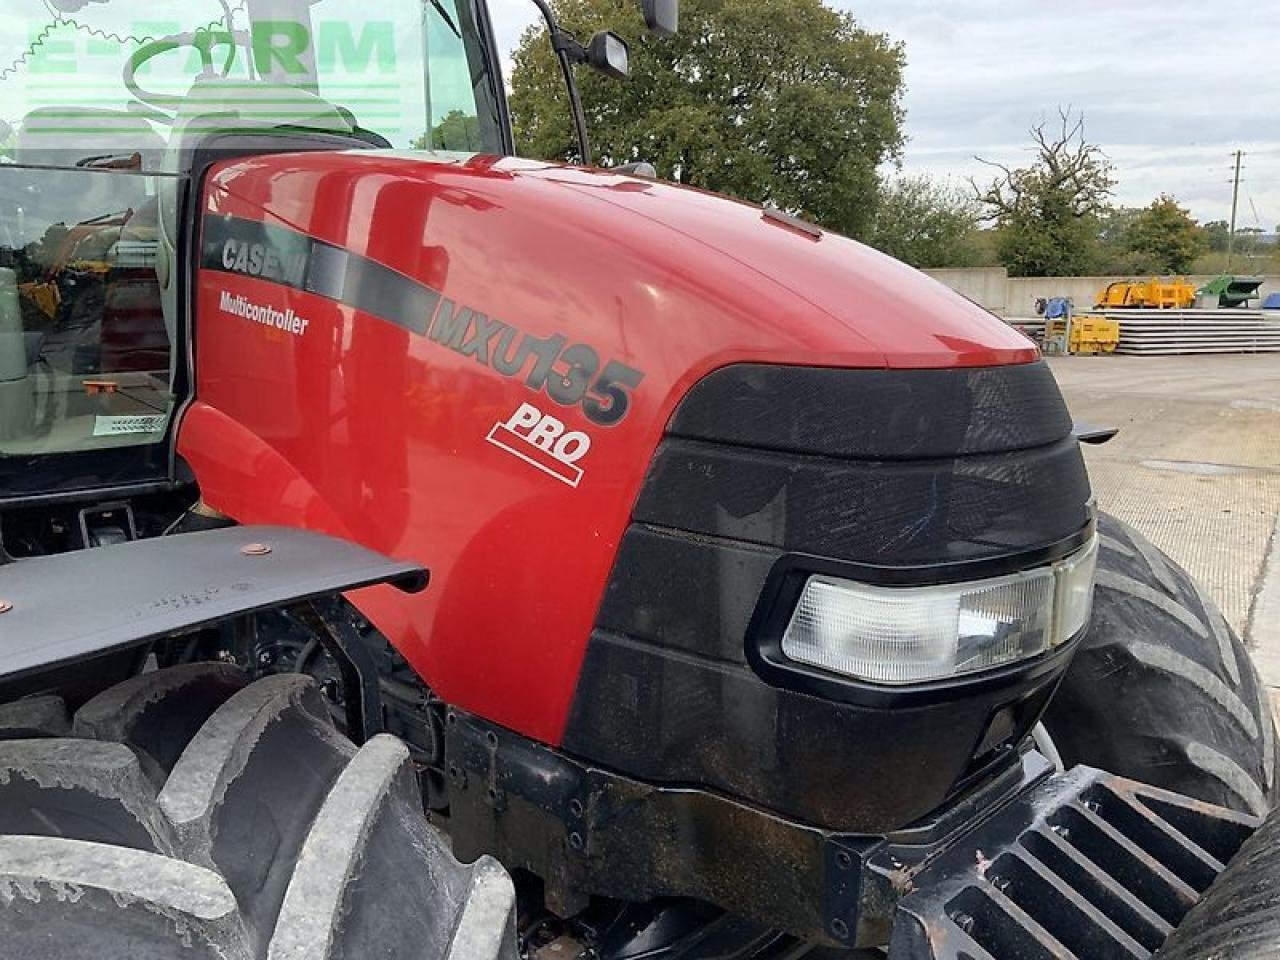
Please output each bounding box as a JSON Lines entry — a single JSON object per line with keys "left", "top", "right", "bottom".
{"left": 973, "top": 109, "right": 1114, "bottom": 276}
{"left": 1121, "top": 195, "right": 1208, "bottom": 274}
{"left": 868, "top": 176, "right": 991, "bottom": 268}
{"left": 509, "top": 0, "right": 905, "bottom": 240}
{"left": 1202, "top": 220, "right": 1231, "bottom": 253}
{"left": 413, "top": 110, "right": 484, "bottom": 153}
{"left": 1094, "top": 206, "right": 1169, "bottom": 274}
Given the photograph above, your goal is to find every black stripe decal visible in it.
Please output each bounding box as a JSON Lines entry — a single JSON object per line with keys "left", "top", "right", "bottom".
{"left": 198, "top": 214, "right": 646, "bottom": 427}
{"left": 201, "top": 215, "right": 440, "bottom": 335}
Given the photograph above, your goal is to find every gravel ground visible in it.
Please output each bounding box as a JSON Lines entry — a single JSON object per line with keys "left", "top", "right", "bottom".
{"left": 1048, "top": 354, "right": 1280, "bottom": 712}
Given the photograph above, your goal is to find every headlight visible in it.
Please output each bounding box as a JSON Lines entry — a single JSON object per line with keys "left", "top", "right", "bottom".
{"left": 780, "top": 537, "right": 1098, "bottom": 686}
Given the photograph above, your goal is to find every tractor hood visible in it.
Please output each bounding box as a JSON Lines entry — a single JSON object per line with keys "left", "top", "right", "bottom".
{"left": 206, "top": 150, "right": 1035, "bottom": 374}
{"left": 505, "top": 159, "right": 1037, "bottom": 370}
{"left": 190, "top": 147, "right": 1067, "bottom": 750}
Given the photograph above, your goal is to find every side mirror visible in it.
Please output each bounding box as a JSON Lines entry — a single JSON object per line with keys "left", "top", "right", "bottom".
{"left": 587, "top": 31, "right": 630, "bottom": 81}
{"left": 640, "top": 0, "right": 679, "bottom": 36}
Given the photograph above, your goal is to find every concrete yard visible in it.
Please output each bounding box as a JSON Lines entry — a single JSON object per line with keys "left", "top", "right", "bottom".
{"left": 1048, "top": 354, "right": 1280, "bottom": 707}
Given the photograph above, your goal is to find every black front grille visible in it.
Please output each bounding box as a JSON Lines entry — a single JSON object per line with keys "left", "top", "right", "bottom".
{"left": 563, "top": 361, "right": 1094, "bottom": 833}
{"left": 635, "top": 434, "right": 1088, "bottom": 566}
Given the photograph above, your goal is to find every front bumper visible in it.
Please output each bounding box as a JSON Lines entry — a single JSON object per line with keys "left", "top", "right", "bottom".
{"left": 446, "top": 712, "right": 1258, "bottom": 954}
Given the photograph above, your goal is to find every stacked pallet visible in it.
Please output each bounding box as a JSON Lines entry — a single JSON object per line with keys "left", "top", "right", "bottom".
{"left": 1005, "top": 317, "right": 1046, "bottom": 340}
{"left": 1089, "top": 309, "right": 1280, "bottom": 355}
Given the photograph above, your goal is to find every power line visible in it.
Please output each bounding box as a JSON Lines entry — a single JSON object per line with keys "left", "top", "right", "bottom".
{"left": 1227, "top": 149, "right": 1244, "bottom": 271}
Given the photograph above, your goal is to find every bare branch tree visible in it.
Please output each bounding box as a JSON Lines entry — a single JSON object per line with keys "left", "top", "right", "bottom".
{"left": 972, "top": 107, "right": 1114, "bottom": 223}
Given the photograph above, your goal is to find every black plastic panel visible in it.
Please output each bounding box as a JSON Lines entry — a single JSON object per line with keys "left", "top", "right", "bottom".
{"left": 0, "top": 446, "right": 172, "bottom": 504}
{"left": 593, "top": 525, "right": 781, "bottom": 664}
{"left": 566, "top": 361, "right": 1093, "bottom": 833}
{"left": 667, "top": 361, "right": 1073, "bottom": 459}
{"left": 634, "top": 435, "right": 1090, "bottom": 565}
{"left": 565, "top": 623, "right": 1069, "bottom": 832}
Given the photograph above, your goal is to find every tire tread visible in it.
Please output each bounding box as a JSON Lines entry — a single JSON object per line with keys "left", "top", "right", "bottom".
{"left": 0, "top": 665, "right": 515, "bottom": 959}
{"left": 1045, "top": 513, "right": 1279, "bottom": 817}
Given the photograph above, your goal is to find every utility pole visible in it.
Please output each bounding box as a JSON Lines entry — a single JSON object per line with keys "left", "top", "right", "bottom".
{"left": 1227, "top": 150, "right": 1244, "bottom": 271}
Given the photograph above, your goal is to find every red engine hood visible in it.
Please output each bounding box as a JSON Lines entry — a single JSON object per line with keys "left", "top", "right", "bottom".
{"left": 507, "top": 159, "right": 1037, "bottom": 369}
{"left": 188, "top": 148, "right": 1043, "bottom": 744}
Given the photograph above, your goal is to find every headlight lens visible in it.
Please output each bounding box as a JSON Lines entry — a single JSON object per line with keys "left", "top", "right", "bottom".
{"left": 780, "top": 537, "right": 1098, "bottom": 686}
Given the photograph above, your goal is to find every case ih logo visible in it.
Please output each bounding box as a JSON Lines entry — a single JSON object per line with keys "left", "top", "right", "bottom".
{"left": 487, "top": 404, "right": 592, "bottom": 489}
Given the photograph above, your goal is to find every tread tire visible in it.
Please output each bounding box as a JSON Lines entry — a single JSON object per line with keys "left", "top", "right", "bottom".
{"left": 1043, "top": 512, "right": 1279, "bottom": 817}
{"left": 1157, "top": 802, "right": 1280, "bottom": 959}
{"left": 0, "top": 664, "right": 516, "bottom": 959}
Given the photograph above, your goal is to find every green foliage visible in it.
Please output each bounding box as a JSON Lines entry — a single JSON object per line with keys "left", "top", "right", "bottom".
{"left": 1202, "top": 220, "right": 1231, "bottom": 253}
{"left": 992, "top": 214, "right": 1101, "bottom": 277}
{"left": 1094, "top": 207, "right": 1162, "bottom": 274}
{"left": 1120, "top": 195, "right": 1207, "bottom": 274}
{"left": 974, "top": 110, "right": 1114, "bottom": 277}
{"left": 867, "top": 176, "right": 992, "bottom": 269}
{"left": 509, "top": 0, "right": 905, "bottom": 240}
{"left": 413, "top": 110, "right": 485, "bottom": 152}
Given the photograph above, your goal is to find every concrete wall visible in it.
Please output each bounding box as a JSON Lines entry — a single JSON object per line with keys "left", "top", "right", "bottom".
{"left": 922, "top": 267, "right": 1009, "bottom": 314}
{"left": 924, "top": 267, "right": 1280, "bottom": 316}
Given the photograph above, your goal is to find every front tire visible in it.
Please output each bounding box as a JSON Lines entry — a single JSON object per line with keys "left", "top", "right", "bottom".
{"left": 1157, "top": 801, "right": 1280, "bottom": 959}
{"left": 0, "top": 663, "right": 516, "bottom": 959}
{"left": 1043, "top": 513, "right": 1278, "bottom": 816}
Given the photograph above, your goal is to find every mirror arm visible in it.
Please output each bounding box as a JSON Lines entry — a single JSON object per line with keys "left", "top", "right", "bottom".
{"left": 527, "top": 0, "right": 594, "bottom": 167}
{"left": 550, "top": 31, "right": 593, "bottom": 166}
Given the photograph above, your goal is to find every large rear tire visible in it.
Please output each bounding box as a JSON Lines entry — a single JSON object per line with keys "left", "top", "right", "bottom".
{"left": 0, "top": 663, "right": 516, "bottom": 960}
{"left": 1043, "top": 513, "right": 1279, "bottom": 817}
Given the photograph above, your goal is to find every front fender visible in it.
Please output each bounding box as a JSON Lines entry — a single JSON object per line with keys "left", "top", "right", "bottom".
{"left": 177, "top": 400, "right": 354, "bottom": 540}
{"left": 0, "top": 525, "right": 426, "bottom": 683}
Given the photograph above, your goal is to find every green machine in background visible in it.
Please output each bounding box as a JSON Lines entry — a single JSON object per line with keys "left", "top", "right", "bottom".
{"left": 1197, "top": 274, "right": 1266, "bottom": 308}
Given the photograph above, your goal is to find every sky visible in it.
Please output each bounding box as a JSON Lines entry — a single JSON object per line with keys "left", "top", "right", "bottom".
{"left": 487, "top": 0, "right": 1280, "bottom": 229}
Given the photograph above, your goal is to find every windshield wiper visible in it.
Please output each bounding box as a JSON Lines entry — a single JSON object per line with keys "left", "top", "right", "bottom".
{"left": 76, "top": 153, "right": 143, "bottom": 171}
{"left": 428, "top": 0, "right": 462, "bottom": 39}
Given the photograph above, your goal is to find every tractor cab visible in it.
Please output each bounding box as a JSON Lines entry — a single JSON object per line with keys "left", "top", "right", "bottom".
{"left": 0, "top": 0, "right": 508, "bottom": 503}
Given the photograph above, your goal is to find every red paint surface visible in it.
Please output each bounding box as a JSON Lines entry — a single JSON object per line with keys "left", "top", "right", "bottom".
{"left": 180, "top": 152, "right": 1038, "bottom": 744}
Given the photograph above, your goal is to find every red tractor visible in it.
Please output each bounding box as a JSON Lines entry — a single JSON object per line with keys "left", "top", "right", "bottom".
{"left": 0, "top": 2, "right": 1275, "bottom": 958}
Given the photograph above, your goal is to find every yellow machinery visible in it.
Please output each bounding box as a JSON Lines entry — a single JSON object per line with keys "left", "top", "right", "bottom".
{"left": 1038, "top": 298, "right": 1119, "bottom": 355}
{"left": 16, "top": 213, "right": 128, "bottom": 324}
{"left": 1096, "top": 278, "right": 1197, "bottom": 310}
{"left": 1043, "top": 315, "right": 1119, "bottom": 355}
